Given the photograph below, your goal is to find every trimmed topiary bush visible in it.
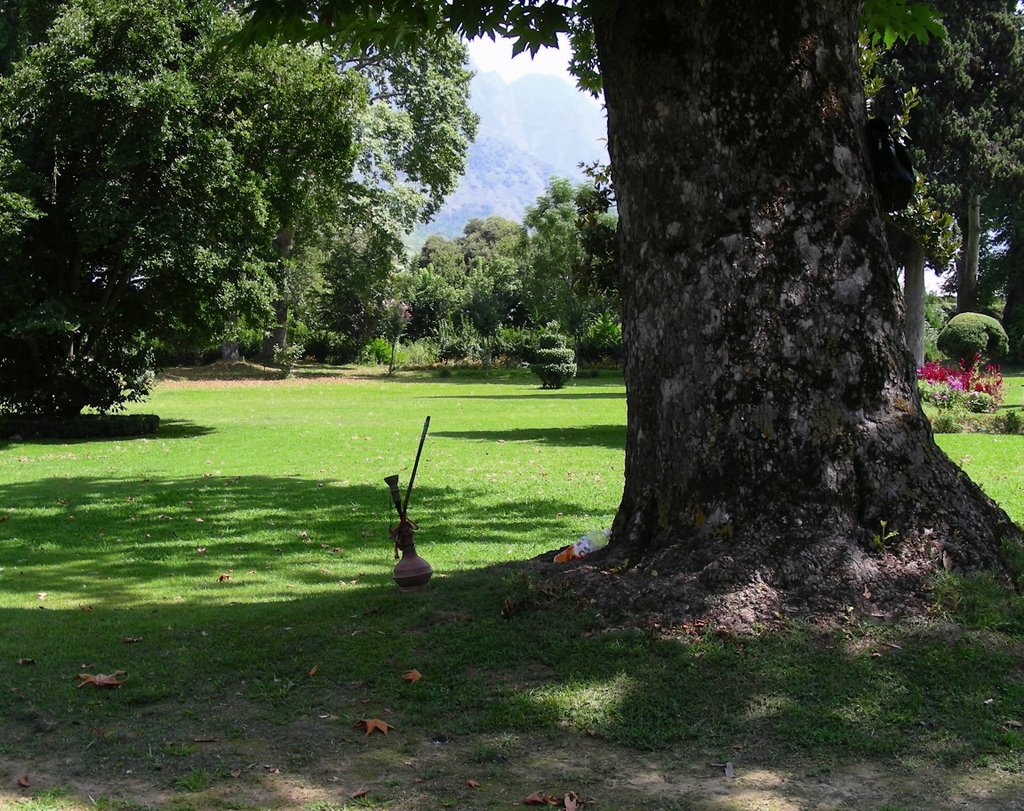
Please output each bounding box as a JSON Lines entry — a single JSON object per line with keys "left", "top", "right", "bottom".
{"left": 936, "top": 313, "right": 1009, "bottom": 364}
{"left": 531, "top": 333, "right": 577, "bottom": 389}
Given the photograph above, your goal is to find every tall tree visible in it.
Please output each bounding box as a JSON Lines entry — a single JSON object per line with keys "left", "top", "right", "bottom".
{"left": 887, "top": 0, "right": 1024, "bottom": 313}
{"left": 522, "top": 176, "right": 607, "bottom": 358}
{"left": 0, "top": 0, "right": 361, "bottom": 416}
{"left": 280, "top": 32, "right": 477, "bottom": 359}
{"left": 239, "top": 1, "right": 1021, "bottom": 623}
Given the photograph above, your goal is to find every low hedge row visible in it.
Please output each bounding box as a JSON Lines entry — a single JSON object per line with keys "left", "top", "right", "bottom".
{"left": 0, "top": 413, "right": 160, "bottom": 440}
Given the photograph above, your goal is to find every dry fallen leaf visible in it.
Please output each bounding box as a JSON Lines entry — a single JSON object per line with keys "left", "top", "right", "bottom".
{"left": 524, "top": 790, "right": 559, "bottom": 806}
{"left": 218, "top": 573, "right": 231, "bottom": 582}
{"left": 17, "top": 775, "right": 30, "bottom": 788}
{"left": 121, "top": 637, "right": 143, "bottom": 644}
{"left": 308, "top": 664, "right": 319, "bottom": 677}
{"left": 77, "top": 670, "right": 128, "bottom": 689}
{"left": 564, "top": 791, "right": 580, "bottom": 811}
{"left": 354, "top": 718, "right": 392, "bottom": 736}
{"left": 79, "top": 605, "right": 93, "bottom": 612}
{"left": 17, "top": 658, "right": 36, "bottom": 666}
{"left": 466, "top": 779, "right": 481, "bottom": 788}
{"left": 351, "top": 788, "right": 369, "bottom": 799}
{"left": 401, "top": 669, "right": 422, "bottom": 684}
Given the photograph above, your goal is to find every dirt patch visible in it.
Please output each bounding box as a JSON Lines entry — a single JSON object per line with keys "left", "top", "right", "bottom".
{"left": 3, "top": 731, "right": 1023, "bottom": 810}
{"left": 155, "top": 361, "right": 387, "bottom": 388}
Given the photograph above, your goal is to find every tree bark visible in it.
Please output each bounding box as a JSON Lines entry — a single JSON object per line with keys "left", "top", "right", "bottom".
{"left": 220, "top": 340, "right": 241, "bottom": 362}
{"left": 957, "top": 191, "right": 981, "bottom": 313}
{"left": 591, "top": 0, "right": 1016, "bottom": 621}
{"left": 903, "top": 240, "right": 927, "bottom": 368}
{"left": 260, "top": 225, "right": 296, "bottom": 362}
{"left": 259, "top": 299, "right": 289, "bottom": 362}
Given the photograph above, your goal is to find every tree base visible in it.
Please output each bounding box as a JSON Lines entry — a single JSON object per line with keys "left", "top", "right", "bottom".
{"left": 540, "top": 505, "right": 1021, "bottom": 633}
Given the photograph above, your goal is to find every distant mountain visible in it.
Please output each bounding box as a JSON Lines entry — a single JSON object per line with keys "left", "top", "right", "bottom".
{"left": 416, "top": 69, "right": 607, "bottom": 241}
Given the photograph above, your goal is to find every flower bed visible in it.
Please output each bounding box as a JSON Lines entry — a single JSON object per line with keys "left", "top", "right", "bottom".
{"left": 917, "top": 354, "right": 1004, "bottom": 414}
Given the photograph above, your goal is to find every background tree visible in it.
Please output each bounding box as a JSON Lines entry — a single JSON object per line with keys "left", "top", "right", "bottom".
{"left": 522, "top": 176, "right": 596, "bottom": 359}
{"left": 979, "top": 193, "right": 1024, "bottom": 358}
{"left": 0, "top": 0, "right": 358, "bottom": 417}
{"left": 464, "top": 255, "right": 522, "bottom": 374}
{"left": 458, "top": 215, "right": 524, "bottom": 268}
{"left": 406, "top": 216, "right": 525, "bottom": 345}
{"left": 280, "top": 32, "right": 477, "bottom": 361}
{"left": 207, "top": 35, "right": 365, "bottom": 363}
{"left": 886, "top": 0, "right": 1024, "bottom": 313}
{"left": 239, "top": 0, "right": 1022, "bottom": 623}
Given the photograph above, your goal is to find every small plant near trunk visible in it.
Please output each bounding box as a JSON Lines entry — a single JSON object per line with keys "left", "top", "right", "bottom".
{"left": 871, "top": 519, "right": 898, "bottom": 551}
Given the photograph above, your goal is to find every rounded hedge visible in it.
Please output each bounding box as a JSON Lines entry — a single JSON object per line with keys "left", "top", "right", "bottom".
{"left": 936, "top": 313, "right": 1008, "bottom": 363}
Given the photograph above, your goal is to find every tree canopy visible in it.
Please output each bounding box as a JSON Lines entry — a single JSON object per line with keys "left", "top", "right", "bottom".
{"left": 0, "top": 0, "right": 477, "bottom": 415}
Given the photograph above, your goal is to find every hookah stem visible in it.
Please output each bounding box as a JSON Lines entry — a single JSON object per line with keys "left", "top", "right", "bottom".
{"left": 402, "top": 416, "right": 431, "bottom": 517}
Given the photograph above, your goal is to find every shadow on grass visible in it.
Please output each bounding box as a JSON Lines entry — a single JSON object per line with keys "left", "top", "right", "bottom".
{"left": 0, "top": 475, "right": 596, "bottom": 604}
{"left": 156, "top": 419, "right": 217, "bottom": 439}
{"left": 433, "top": 425, "right": 626, "bottom": 449}
{"left": 2, "top": 467, "right": 1023, "bottom": 808}
{"left": 2, "top": 559, "right": 1023, "bottom": 809}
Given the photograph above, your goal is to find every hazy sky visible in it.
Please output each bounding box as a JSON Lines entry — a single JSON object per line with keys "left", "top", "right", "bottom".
{"left": 466, "top": 35, "right": 575, "bottom": 86}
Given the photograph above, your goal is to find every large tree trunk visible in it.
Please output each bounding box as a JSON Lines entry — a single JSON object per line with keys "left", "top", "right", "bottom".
{"left": 590, "top": 0, "right": 1016, "bottom": 624}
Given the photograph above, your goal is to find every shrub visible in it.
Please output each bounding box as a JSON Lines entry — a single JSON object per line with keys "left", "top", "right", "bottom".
{"left": 936, "top": 313, "right": 1009, "bottom": 363}
{"left": 580, "top": 313, "right": 624, "bottom": 364}
{"left": 493, "top": 327, "right": 539, "bottom": 366}
{"left": 272, "top": 343, "right": 304, "bottom": 374}
{"left": 1000, "top": 410, "right": 1023, "bottom": 435}
{"left": 358, "top": 337, "right": 392, "bottom": 365}
{"left": 400, "top": 339, "right": 439, "bottom": 368}
{"left": 437, "top": 319, "right": 482, "bottom": 364}
{"left": 531, "top": 333, "right": 577, "bottom": 389}
{"left": 304, "top": 330, "right": 358, "bottom": 364}
{"left": 931, "top": 409, "right": 963, "bottom": 434}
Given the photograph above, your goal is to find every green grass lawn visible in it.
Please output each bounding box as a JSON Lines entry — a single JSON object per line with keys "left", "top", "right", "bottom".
{"left": 1, "top": 368, "right": 1023, "bottom": 810}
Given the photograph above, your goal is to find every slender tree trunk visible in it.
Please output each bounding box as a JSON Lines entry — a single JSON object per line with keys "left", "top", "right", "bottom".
{"left": 259, "top": 300, "right": 289, "bottom": 362}
{"left": 260, "top": 225, "right": 296, "bottom": 362}
{"left": 904, "top": 240, "right": 927, "bottom": 367}
{"left": 591, "top": 0, "right": 1016, "bottom": 621}
{"left": 957, "top": 191, "right": 981, "bottom": 313}
{"left": 1001, "top": 214, "right": 1024, "bottom": 359}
